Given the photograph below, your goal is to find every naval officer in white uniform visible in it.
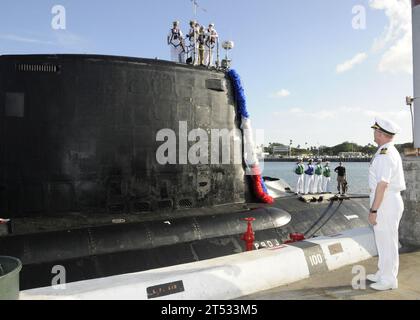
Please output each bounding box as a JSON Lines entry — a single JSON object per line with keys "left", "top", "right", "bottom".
{"left": 367, "top": 117, "right": 406, "bottom": 291}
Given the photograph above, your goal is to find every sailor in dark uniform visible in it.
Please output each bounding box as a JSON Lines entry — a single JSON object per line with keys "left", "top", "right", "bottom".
{"left": 167, "top": 21, "right": 185, "bottom": 63}
{"left": 334, "top": 162, "right": 347, "bottom": 195}
{"left": 367, "top": 117, "right": 406, "bottom": 291}
{"left": 197, "top": 25, "right": 207, "bottom": 66}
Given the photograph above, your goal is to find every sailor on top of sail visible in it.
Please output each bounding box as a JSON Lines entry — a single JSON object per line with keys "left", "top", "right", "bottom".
{"left": 197, "top": 25, "right": 207, "bottom": 66}
{"left": 168, "top": 21, "right": 183, "bottom": 48}
{"left": 187, "top": 20, "right": 200, "bottom": 65}
{"left": 168, "top": 21, "right": 186, "bottom": 63}
{"left": 206, "top": 23, "right": 218, "bottom": 48}
{"left": 204, "top": 23, "right": 218, "bottom": 67}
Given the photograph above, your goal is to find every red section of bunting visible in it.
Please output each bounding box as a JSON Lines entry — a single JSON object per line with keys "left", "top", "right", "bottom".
{"left": 250, "top": 169, "right": 274, "bottom": 204}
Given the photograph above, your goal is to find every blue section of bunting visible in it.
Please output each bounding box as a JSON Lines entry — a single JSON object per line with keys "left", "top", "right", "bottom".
{"left": 227, "top": 69, "right": 250, "bottom": 119}
{"left": 261, "top": 176, "right": 268, "bottom": 194}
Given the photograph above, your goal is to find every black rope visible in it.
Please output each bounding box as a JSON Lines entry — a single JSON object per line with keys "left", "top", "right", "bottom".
{"left": 307, "top": 200, "right": 344, "bottom": 239}
{"left": 303, "top": 201, "right": 334, "bottom": 237}
{"left": 342, "top": 195, "right": 369, "bottom": 199}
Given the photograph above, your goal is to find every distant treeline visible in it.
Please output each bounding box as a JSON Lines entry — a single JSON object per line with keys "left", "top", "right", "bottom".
{"left": 265, "top": 142, "right": 413, "bottom": 156}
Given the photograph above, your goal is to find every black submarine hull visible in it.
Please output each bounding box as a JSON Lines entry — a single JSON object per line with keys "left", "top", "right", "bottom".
{"left": 0, "top": 55, "right": 370, "bottom": 290}
{"left": 1, "top": 196, "right": 370, "bottom": 290}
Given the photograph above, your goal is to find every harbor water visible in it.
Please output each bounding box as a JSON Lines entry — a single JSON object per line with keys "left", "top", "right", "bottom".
{"left": 261, "top": 161, "right": 370, "bottom": 194}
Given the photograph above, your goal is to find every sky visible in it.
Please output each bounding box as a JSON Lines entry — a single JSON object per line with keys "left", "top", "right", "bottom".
{"left": 0, "top": 0, "right": 414, "bottom": 148}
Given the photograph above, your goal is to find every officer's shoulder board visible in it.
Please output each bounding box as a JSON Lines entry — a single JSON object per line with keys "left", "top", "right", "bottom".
{"left": 380, "top": 148, "right": 388, "bottom": 155}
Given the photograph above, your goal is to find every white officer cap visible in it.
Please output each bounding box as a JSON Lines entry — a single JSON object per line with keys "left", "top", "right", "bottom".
{"left": 371, "top": 116, "right": 400, "bottom": 136}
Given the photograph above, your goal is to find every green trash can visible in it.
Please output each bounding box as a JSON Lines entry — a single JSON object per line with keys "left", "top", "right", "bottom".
{"left": 0, "top": 256, "right": 22, "bottom": 300}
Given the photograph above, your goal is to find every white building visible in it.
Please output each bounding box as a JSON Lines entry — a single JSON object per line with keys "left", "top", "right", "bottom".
{"left": 338, "top": 152, "right": 363, "bottom": 158}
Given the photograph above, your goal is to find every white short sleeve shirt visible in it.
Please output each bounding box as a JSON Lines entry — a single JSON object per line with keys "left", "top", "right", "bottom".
{"left": 369, "top": 142, "right": 406, "bottom": 194}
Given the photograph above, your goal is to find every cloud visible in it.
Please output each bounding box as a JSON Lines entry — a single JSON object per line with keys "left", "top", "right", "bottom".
{"left": 369, "top": 0, "right": 412, "bottom": 74}
{"left": 336, "top": 52, "right": 368, "bottom": 73}
{"left": 276, "top": 105, "right": 410, "bottom": 122}
{"left": 337, "top": 106, "right": 410, "bottom": 120}
{"left": 334, "top": 1, "right": 412, "bottom": 75}
{"left": 0, "top": 31, "right": 90, "bottom": 52}
{"left": 289, "top": 107, "right": 303, "bottom": 114}
{"left": 53, "top": 31, "right": 89, "bottom": 49}
{"left": 272, "top": 89, "right": 291, "bottom": 98}
{"left": 278, "top": 108, "right": 337, "bottom": 120}
{"left": 378, "top": 30, "right": 412, "bottom": 74}
{"left": 0, "top": 34, "right": 54, "bottom": 45}
{"left": 269, "top": 105, "right": 411, "bottom": 146}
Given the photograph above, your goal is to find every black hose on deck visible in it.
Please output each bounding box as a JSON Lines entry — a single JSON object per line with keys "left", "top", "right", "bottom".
{"left": 303, "top": 201, "right": 334, "bottom": 237}
{"left": 306, "top": 200, "right": 344, "bottom": 238}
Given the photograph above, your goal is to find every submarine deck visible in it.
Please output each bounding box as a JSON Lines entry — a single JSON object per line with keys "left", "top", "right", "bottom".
{"left": 2, "top": 192, "right": 372, "bottom": 291}
{"left": 5, "top": 202, "right": 254, "bottom": 235}
{"left": 4, "top": 193, "right": 368, "bottom": 235}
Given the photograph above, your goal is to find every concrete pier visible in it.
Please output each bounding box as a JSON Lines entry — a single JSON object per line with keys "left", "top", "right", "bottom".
{"left": 400, "top": 156, "right": 420, "bottom": 247}
{"left": 400, "top": 1, "right": 420, "bottom": 248}
{"left": 238, "top": 250, "right": 420, "bottom": 300}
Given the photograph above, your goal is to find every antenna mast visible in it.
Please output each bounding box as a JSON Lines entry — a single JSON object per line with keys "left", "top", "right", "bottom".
{"left": 191, "top": 0, "right": 198, "bottom": 17}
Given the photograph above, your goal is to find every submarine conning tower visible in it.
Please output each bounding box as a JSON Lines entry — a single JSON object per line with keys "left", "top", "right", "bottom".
{"left": 0, "top": 54, "right": 251, "bottom": 219}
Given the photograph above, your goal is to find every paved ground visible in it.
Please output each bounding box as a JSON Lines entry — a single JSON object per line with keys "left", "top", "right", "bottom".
{"left": 238, "top": 250, "right": 420, "bottom": 300}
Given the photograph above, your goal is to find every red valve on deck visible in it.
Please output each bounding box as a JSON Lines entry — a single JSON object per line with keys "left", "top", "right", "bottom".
{"left": 241, "top": 217, "right": 256, "bottom": 252}
{"left": 284, "top": 233, "right": 305, "bottom": 244}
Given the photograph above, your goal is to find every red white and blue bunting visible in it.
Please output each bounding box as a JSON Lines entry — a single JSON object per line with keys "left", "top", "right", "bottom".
{"left": 228, "top": 69, "right": 274, "bottom": 204}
